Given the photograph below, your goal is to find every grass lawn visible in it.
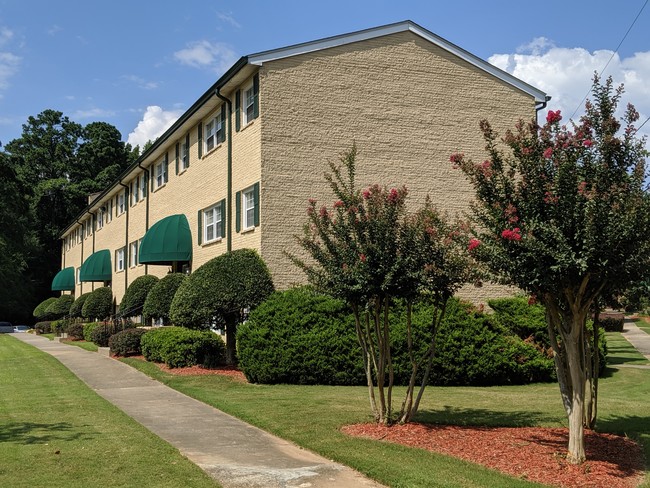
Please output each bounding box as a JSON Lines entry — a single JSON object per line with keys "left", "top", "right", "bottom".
{"left": 0, "top": 335, "right": 219, "bottom": 488}
{"left": 634, "top": 317, "right": 650, "bottom": 335}
{"left": 121, "top": 330, "right": 649, "bottom": 488}
{"left": 60, "top": 339, "right": 98, "bottom": 352}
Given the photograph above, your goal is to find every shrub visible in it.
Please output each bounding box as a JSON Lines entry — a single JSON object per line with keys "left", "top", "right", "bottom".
{"left": 70, "top": 293, "right": 91, "bottom": 318}
{"left": 599, "top": 315, "right": 624, "bottom": 332}
{"left": 82, "top": 287, "right": 113, "bottom": 321}
{"left": 90, "top": 324, "right": 113, "bottom": 347}
{"left": 45, "top": 294, "right": 75, "bottom": 319}
{"left": 83, "top": 322, "right": 102, "bottom": 342}
{"left": 33, "top": 297, "right": 57, "bottom": 320}
{"left": 120, "top": 275, "right": 159, "bottom": 316}
{"left": 34, "top": 321, "right": 52, "bottom": 334}
{"left": 142, "top": 273, "right": 186, "bottom": 324}
{"left": 51, "top": 320, "right": 65, "bottom": 335}
{"left": 66, "top": 322, "right": 85, "bottom": 341}
{"left": 238, "top": 287, "right": 364, "bottom": 385}
{"left": 141, "top": 327, "right": 225, "bottom": 368}
{"left": 109, "top": 328, "right": 148, "bottom": 357}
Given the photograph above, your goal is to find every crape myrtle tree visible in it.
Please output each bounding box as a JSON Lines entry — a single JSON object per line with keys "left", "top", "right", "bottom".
{"left": 452, "top": 76, "right": 650, "bottom": 464}
{"left": 292, "top": 146, "right": 473, "bottom": 424}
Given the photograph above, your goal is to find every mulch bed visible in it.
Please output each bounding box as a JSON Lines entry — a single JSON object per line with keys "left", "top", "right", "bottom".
{"left": 342, "top": 423, "right": 645, "bottom": 487}
{"left": 121, "top": 355, "right": 248, "bottom": 382}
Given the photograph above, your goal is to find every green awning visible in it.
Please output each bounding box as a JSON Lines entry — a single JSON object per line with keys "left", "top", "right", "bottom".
{"left": 79, "top": 250, "right": 112, "bottom": 282}
{"left": 139, "top": 214, "right": 192, "bottom": 265}
{"left": 52, "top": 267, "right": 75, "bottom": 291}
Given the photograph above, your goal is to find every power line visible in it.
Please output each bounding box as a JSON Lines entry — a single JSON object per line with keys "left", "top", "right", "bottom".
{"left": 569, "top": 0, "right": 648, "bottom": 121}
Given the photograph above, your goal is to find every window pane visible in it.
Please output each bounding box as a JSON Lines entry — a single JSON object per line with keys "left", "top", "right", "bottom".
{"left": 206, "top": 225, "right": 214, "bottom": 242}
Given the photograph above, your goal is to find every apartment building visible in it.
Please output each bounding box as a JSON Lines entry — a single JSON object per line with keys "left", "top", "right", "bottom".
{"left": 53, "top": 20, "right": 548, "bottom": 307}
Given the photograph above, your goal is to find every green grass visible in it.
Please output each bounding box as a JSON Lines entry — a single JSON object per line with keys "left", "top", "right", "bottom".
{"left": 122, "top": 333, "right": 650, "bottom": 488}
{"left": 60, "top": 339, "right": 98, "bottom": 352}
{"left": 634, "top": 318, "right": 650, "bottom": 335}
{"left": 605, "top": 330, "right": 650, "bottom": 365}
{"left": 0, "top": 336, "right": 219, "bottom": 488}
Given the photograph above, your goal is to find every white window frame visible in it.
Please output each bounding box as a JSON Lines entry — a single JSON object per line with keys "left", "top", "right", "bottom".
{"left": 203, "top": 204, "right": 223, "bottom": 243}
{"left": 118, "top": 191, "right": 125, "bottom": 215}
{"left": 131, "top": 178, "right": 140, "bottom": 205}
{"left": 243, "top": 84, "right": 255, "bottom": 125}
{"left": 86, "top": 219, "right": 92, "bottom": 237}
{"left": 116, "top": 247, "right": 125, "bottom": 272}
{"left": 96, "top": 210, "right": 104, "bottom": 230}
{"left": 155, "top": 161, "right": 165, "bottom": 189}
{"left": 181, "top": 140, "right": 189, "bottom": 171}
{"left": 140, "top": 173, "right": 147, "bottom": 199}
{"left": 105, "top": 200, "right": 112, "bottom": 224}
{"left": 129, "top": 240, "right": 138, "bottom": 268}
{"left": 76, "top": 267, "right": 80, "bottom": 285}
{"left": 243, "top": 186, "right": 256, "bottom": 230}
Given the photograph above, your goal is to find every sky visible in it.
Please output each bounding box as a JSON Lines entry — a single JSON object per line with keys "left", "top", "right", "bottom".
{"left": 0, "top": 0, "right": 648, "bottom": 149}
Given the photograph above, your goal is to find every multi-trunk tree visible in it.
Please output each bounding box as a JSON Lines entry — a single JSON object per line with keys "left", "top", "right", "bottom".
{"left": 453, "top": 76, "right": 650, "bottom": 464}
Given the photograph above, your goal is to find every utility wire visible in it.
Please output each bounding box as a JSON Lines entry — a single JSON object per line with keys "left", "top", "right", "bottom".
{"left": 569, "top": 0, "right": 648, "bottom": 121}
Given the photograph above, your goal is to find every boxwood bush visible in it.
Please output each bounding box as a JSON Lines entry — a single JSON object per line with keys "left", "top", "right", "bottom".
{"left": 66, "top": 322, "right": 85, "bottom": 341}
{"left": 142, "top": 273, "right": 186, "bottom": 324}
{"left": 120, "top": 275, "right": 159, "bottom": 316}
{"left": 45, "top": 295, "right": 75, "bottom": 320}
{"left": 83, "top": 322, "right": 101, "bottom": 342}
{"left": 82, "top": 287, "right": 113, "bottom": 321}
{"left": 90, "top": 323, "right": 113, "bottom": 347}
{"left": 238, "top": 289, "right": 557, "bottom": 386}
{"left": 109, "top": 328, "right": 148, "bottom": 357}
{"left": 33, "top": 297, "right": 58, "bottom": 320}
{"left": 34, "top": 321, "right": 53, "bottom": 334}
{"left": 70, "top": 293, "right": 91, "bottom": 319}
{"left": 141, "top": 327, "right": 225, "bottom": 368}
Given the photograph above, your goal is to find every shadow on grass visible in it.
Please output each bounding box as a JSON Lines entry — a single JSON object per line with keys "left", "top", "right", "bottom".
{"left": 597, "top": 414, "right": 650, "bottom": 435}
{"left": 415, "top": 405, "right": 560, "bottom": 427}
{"left": 0, "top": 421, "right": 93, "bottom": 444}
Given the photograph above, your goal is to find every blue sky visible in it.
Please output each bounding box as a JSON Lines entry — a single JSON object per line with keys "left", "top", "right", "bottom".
{"left": 0, "top": 0, "right": 648, "bottom": 147}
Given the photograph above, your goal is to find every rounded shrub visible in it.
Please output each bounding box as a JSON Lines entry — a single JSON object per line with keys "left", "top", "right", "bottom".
{"left": 82, "top": 287, "right": 113, "bottom": 321}
{"left": 70, "top": 293, "right": 91, "bottom": 319}
{"left": 34, "top": 321, "right": 52, "bottom": 334}
{"left": 33, "top": 297, "right": 58, "bottom": 319}
{"left": 45, "top": 295, "right": 75, "bottom": 319}
{"left": 142, "top": 273, "right": 186, "bottom": 324}
{"left": 109, "top": 328, "right": 148, "bottom": 357}
{"left": 238, "top": 287, "right": 365, "bottom": 385}
{"left": 90, "top": 323, "right": 113, "bottom": 347}
{"left": 83, "top": 322, "right": 101, "bottom": 342}
{"left": 120, "top": 275, "right": 159, "bottom": 316}
{"left": 66, "top": 322, "right": 85, "bottom": 341}
{"left": 141, "top": 327, "right": 225, "bottom": 368}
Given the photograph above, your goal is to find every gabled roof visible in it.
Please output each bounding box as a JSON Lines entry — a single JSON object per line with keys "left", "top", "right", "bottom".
{"left": 248, "top": 20, "right": 547, "bottom": 103}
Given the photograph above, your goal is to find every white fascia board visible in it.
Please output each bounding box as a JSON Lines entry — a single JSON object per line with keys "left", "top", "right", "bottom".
{"left": 248, "top": 20, "right": 547, "bottom": 103}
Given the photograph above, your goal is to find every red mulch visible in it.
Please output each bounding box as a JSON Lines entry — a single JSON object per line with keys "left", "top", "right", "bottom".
{"left": 121, "top": 355, "right": 248, "bottom": 382}
{"left": 342, "top": 423, "right": 645, "bottom": 487}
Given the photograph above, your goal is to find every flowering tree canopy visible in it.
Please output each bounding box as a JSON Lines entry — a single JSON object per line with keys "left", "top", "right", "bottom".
{"left": 454, "top": 76, "right": 650, "bottom": 464}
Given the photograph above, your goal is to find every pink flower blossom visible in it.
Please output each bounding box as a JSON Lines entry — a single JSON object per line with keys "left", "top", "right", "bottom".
{"left": 359, "top": 253, "right": 367, "bottom": 263}
{"left": 528, "top": 294, "right": 537, "bottom": 305}
{"left": 307, "top": 207, "right": 314, "bottom": 216}
{"left": 546, "top": 110, "right": 562, "bottom": 124}
{"left": 480, "top": 160, "right": 493, "bottom": 177}
{"left": 468, "top": 238, "right": 481, "bottom": 251}
{"left": 308, "top": 198, "right": 317, "bottom": 205}
{"left": 333, "top": 200, "right": 344, "bottom": 208}
{"left": 449, "top": 153, "right": 464, "bottom": 164}
{"left": 362, "top": 189, "right": 371, "bottom": 199}
{"left": 544, "top": 191, "right": 558, "bottom": 204}
{"left": 319, "top": 206, "right": 328, "bottom": 218}
{"left": 583, "top": 139, "right": 593, "bottom": 147}
{"left": 501, "top": 228, "right": 522, "bottom": 241}
{"left": 504, "top": 204, "right": 519, "bottom": 224}
{"left": 577, "top": 181, "right": 587, "bottom": 195}
{"left": 543, "top": 147, "right": 553, "bottom": 159}
{"left": 387, "top": 188, "right": 400, "bottom": 204}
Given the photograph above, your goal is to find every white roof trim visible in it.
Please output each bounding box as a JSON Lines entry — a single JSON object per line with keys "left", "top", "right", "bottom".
{"left": 248, "top": 20, "right": 547, "bottom": 103}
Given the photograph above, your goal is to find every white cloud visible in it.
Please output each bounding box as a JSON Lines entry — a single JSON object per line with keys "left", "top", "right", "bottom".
{"left": 127, "top": 105, "right": 183, "bottom": 148}
{"left": 0, "top": 27, "right": 13, "bottom": 46}
{"left": 121, "top": 74, "right": 159, "bottom": 90}
{"left": 72, "top": 108, "right": 116, "bottom": 120}
{"left": 0, "top": 51, "right": 21, "bottom": 89}
{"left": 173, "top": 40, "right": 237, "bottom": 74}
{"left": 489, "top": 41, "right": 650, "bottom": 142}
{"left": 47, "top": 25, "right": 62, "bottom": 36}
{"left": 216, "top": 11, "right": 241, "bottom": 29}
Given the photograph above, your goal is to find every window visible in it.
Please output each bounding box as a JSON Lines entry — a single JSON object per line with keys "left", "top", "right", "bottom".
{"left": 129, "top": 240, "right": 138, "bottom": 268}
{"left": 243, "top": 188, "right": 255, "bottom": 229}
{"left": 115, "top": 247, "right": 125, "bottom": 272}
{"left": 131, "top": 178, "right": 140, "bottom": 205}
{"left": 140, "top": 173, "right": 147, "bottom": 200}
{"left": 118, "top": 191, "right": 125, "bottom": 215}
{"left": 235, "top": 183, "right": 259, "bottom": 232}
{"left": 76, "top": 268, "right": 80, "bottom": 285}
{"left": 181, "top": 138, "right": 189, "bottom": 171}
{"left": 105, "top": 200, "right": 112, "bottom": 224}
{"left": 203, "top": 203, "right": 223, "bottom": 243}
{"left": 76, "top": 227, "right": 82, "bottom": 244}
{"left": 96, "top": 210, "right": 104, "bottom": 230}
{"left": 244, "top": 85, "right": 255, "bottom": 125}
{"left": 85, "top": 218, "right": 92, "bottom": 237}
{"left": 205, "top": 114, "right": 223, "bottom": 153}
{"left": 155, "top": 159, "right": 167, "bottom": 189}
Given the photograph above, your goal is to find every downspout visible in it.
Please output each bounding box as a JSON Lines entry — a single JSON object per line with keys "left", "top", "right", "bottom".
{"left": 535, "top": 95, "right": 552, "bottom": 123}
{"left": 76, "top": 219, "right": 84, "bottom": 294}
{"left": 118, "top": 181, "right": 130, "bottom": 300}
{"left": 216, "top": 88, "right": 233, "bottom": 253}
{"left": 137, "top": 162, "right": 150, "bottom": 275}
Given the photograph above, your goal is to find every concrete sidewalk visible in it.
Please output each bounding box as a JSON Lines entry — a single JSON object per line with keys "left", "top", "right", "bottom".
{"left": 622, "top": 319, "right": 650, "bottom": 361}
{"left": 13, "top": 333, "right": 383, "bottom": 488}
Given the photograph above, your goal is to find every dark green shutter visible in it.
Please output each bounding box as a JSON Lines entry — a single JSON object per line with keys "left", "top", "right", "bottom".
{"left": 143, "top": 172, "right": 148, "bottom": 198}
{"left": 175, "top": 143, "right": 179, "bottom": 175}
{"left": 235, "top": 90, "right": 241, "bottom": 132}
{"left": 150, "top": 167, "right": 155, "bottom": 192}
{"left": 235, "top": 190, "right": 241, "bottom": 232}
{"left": 197, "top": 209, "right": 203, "bottom": 245}
{"left": 185, "top": 133, "right": 190, "bottom": 168}
{"left": 164, "top": 153, "right": 169, "bottom": 183}
{"left": 253, "top": 73, "right": 259, "bottom": 119}
{"left": 198, "top": 123, "right": 203, "bottom": 158}
{"left": 220, "top": 199, "right": 226, "bottom": 238}
{"left": 219, "top": 104, "right": 227, "bottom": 143}
{"left": 253, "top": 182, "right": 260, "bottom": 227}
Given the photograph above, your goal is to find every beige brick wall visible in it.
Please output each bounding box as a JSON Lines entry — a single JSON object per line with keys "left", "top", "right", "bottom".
{"left": 259, "top": 31, "right": 535, "bottom": 304}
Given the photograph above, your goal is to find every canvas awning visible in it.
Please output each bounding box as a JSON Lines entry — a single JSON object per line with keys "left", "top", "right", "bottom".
{"left": 51, "top": 266, "right": 75, "bottom": 291}
{"left": 139, "top": 214, "right": 192, "bottom": 265}
{"left": 79, "top": 250, "right": 112, "bottom": 282}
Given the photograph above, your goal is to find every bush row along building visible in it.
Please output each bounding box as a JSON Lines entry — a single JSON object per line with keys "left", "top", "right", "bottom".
{"left": 53, "top": 20, "right": 548, "bottom": 309}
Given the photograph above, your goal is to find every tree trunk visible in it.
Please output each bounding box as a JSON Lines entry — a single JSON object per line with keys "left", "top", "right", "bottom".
{"left": 224, "top": 314, "right": 238, "bottom": 365}
{"left": 353, "top": 304, "right": 379, "bottom": 421}
{"left": 564, "top": 333, "right": 587, "bottom": 464}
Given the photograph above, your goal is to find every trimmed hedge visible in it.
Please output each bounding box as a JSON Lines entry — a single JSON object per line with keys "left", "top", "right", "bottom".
{"left": 34, "top": 321, "right": 52, "bottom": 334}
{"left": 33, "top": 297, "right": 57, "bottom": 319}
{"left": 141, "top": 327, "right": 225, "bottom": 368}
{"left": 142, "top": 273, "right": 186, "bottom": 324}
{"left": 66, "top": 322, "right": 85, "bottom": 341}
{"left": 45, "top": 295, "right": 75, "bottom": 319}
{"left": 83, "top": 322, "right": 102, "bottom": 342}
{"left": 109, "top": 328, "right": 148, "bottom": 357}
{"left": 120, "top": 275, "right": 159, "bottom": 316}
{"left": 70, "top": 293, "right": 91, "bottom": 319}
{"left": 238, "top": 288, "right": 557, "bottom": 386}
{"left": 82, "top": 287, "right": 113, "bottom": 321}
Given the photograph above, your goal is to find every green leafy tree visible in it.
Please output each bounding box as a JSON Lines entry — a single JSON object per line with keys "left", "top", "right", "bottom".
{"left": 453, "top": 76, "right": 650, "bottom": 464}
{"left": 33, "top": 297, "right": 58, "bottom": 320}
{"left": 119, "top": 275, "right": 159, "bottom": 316}
{"left": 45, "top": 294, "right": 75, "bottom": 319}
{"left": 142, "top": 273, "right": 186, "bottom": 324}
{"left": 170, "top": 249, "right": 274, "bottom": 364}
{"left": 81, "top": 287, "right": 113, "bottom": 321}
{"left": 292, "top": 147, "right": 473, "bottom": 424}
{"left": 69, "top": 292, "right": 91, "bottom": 319}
